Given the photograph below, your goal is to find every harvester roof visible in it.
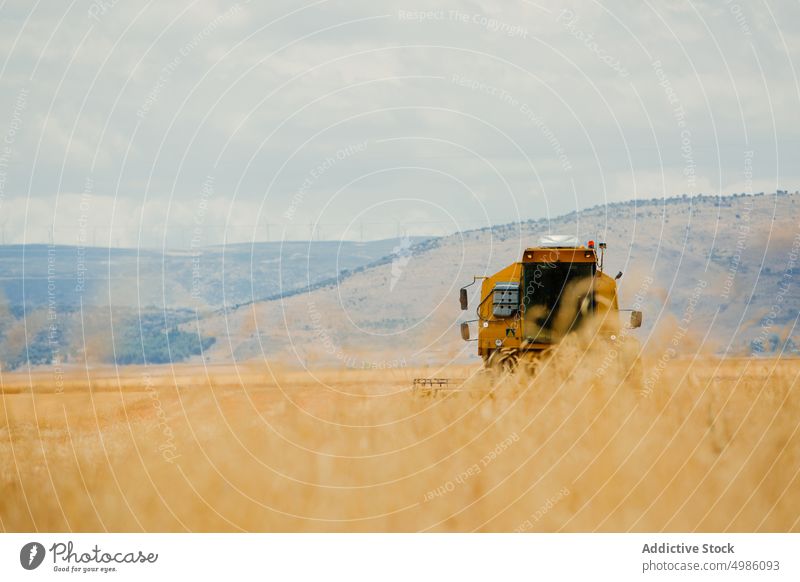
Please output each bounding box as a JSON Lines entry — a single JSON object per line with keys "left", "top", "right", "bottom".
{"left": 536, "top": 234, "right": 581, "bottom": 247}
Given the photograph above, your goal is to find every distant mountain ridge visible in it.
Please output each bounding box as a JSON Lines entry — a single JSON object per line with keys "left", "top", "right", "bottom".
{"left": 197, "top": 190, "right": 800, "bottom": 366}
{"left": 0, "top": 237, "right": 428, "bottom": 368}
{"left": 0, "top": 238, "right": 428, "bottom": 311}
{"left": 2, "top": 192, "right": 798, "bottom": 369}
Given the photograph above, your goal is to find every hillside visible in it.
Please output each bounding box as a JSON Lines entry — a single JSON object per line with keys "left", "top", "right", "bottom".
{"left": 0, "top": 238, "right": 424, "bottom": 310}
{"left": 198, "top": 191, "right": 800, "bottom": 366}
{"left": 0, "top": 237, "right": 424, "bottom": 368}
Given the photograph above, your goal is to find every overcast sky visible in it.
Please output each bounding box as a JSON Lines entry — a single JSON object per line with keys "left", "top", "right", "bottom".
{"left": 0, "top": 0, "right": 798, "bottom": 247}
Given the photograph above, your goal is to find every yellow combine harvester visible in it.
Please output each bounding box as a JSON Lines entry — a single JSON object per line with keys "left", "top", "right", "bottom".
{"left": 459, "top": 235, "right": 642, "bottom": 371}
{"left": 412, "top": 235, "right": 642, "bottom": 395}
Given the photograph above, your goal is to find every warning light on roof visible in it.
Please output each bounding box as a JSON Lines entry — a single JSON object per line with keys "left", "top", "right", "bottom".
{"left": 587, "top": 240, "right": 595, "bottom": 249}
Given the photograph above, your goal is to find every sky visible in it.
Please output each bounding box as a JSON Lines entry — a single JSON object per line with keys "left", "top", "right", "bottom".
{"left": 0, "top": 0, "right": 798, "bottom": 247}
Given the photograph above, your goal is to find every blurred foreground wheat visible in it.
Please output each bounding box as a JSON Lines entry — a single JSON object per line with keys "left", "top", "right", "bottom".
{"left": 1, "top": 341, "right": 798, "bottom": 532}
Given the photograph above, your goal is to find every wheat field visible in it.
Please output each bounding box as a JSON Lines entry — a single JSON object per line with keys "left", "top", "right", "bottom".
{"left": 1, "top": 338, "right": 799, "bottom": 532}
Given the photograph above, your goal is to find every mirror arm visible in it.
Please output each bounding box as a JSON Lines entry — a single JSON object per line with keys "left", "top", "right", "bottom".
{"left": 461, "top": 276, "right": 487, "bottom": 291}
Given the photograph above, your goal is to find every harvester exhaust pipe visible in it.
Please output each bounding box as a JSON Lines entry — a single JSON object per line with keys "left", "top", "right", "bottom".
{"left": 598, "top": 241, "right": 607, "bottom": 271}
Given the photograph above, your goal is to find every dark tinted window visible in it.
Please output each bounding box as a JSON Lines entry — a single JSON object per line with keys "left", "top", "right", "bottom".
{"left": 522, "top": 261, "right": 595, "bottom": 341}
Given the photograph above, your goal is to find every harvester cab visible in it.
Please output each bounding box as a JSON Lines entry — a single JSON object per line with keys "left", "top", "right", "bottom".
{"left": 459, "top": 236, "right": 642, "bottom": 370}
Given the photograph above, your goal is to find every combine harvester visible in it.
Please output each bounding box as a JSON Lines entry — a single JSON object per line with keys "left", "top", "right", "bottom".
{"left": 413, "top": 235, "right": 643, "bottom": 396}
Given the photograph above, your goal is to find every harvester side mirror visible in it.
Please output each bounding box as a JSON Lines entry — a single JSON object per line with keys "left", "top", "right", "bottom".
{"left": 459, "top": 288, "right": 468, "bottom": 310}
{"left": 460, "top": 322, "right": 470, "bottom": 341}
{"left": 629, "top": 310, "right": 642, "bottom": 329}
{"left": 615, "top": 271, "right": 623, "bottom": 280}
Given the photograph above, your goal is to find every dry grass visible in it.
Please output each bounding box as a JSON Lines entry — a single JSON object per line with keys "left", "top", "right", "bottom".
{"left": 1, "top": 341, "right": 799, "bottom": 532}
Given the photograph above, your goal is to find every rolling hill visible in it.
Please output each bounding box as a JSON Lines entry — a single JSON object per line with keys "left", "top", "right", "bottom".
{"left": 0, "top": 237, "right": 425, "bottom": 368}
{"left": 0, "top": 238, "right": 426, "bottom": 310}
{"left": 197, "top": 191, "right": 800, "bottom": 367}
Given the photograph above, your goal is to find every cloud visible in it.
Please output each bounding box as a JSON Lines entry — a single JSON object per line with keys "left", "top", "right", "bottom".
{"left": 0, "top": 0, "right": 797, "bottom": 246}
